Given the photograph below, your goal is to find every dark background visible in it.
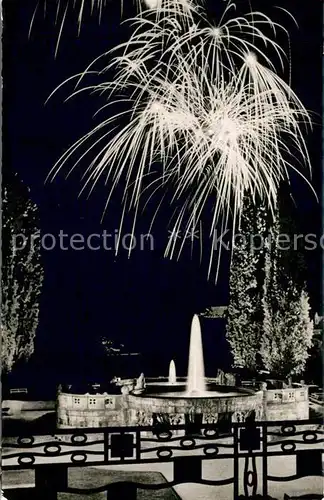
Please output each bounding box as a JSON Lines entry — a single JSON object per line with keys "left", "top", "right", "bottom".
{"left": 3, "top": 0, "right": 322, "bottom": 395}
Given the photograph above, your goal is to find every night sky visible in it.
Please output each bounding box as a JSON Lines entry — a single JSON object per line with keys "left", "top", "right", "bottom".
{"left": 3, "top": 0, "right": 322, "bottom": 391}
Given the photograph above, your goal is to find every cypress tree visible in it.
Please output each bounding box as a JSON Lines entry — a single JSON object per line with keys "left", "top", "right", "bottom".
{"left": 261, "top": 199, "right": 314, "bottom": 377}
{"left": 1, "top": 170, "right": 44, "bottom": 372}
{"left": 227, "top": 186, "right": 314, "bottom": 378}
{"left": 226, "top": 194, "right": 269, "bottom": 371}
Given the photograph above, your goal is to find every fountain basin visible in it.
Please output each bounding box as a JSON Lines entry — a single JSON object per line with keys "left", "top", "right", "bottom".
{"left": 142, "top": 382, "right": 250, "bottom": 398}
{"left": 145, "top": 390, "right": 246, "bottom": 398}
{"left": 127, "top": 385, "right": 263, "bottom": 423}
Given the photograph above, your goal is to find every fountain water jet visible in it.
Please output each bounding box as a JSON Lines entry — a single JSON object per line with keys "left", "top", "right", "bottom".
{"left": 135, "top": 314, "right": 254, "bottom": 400}
{"left": 168, "top": 360, "right": 177, "bottom": 385}
{"left": 186, "top": 315, "right": 206, "bottom": 394}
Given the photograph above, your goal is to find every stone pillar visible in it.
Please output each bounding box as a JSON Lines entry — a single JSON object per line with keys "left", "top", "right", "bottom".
{"left": 262, "top": 386, "right": 268, "bottom": 421}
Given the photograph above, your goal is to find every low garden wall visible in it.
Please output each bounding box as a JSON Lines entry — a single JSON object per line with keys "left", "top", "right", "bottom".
{"left": 2, "top": 400, "right": 55, "bottom": 414}
{"left": 263, "top": 387, "right": 309, "bottom": 421}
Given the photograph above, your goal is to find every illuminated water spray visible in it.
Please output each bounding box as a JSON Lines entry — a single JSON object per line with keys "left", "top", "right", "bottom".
{"left": 186, "top": 315, "right": 206, "bottom": 394}
{"left": 168, "top": 359, "right": 177, "bottom": 384}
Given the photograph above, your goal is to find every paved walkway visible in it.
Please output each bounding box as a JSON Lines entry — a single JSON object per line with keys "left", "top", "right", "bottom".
{"left": 3, "top": 469, "right": 180, "bottom": 500}
{"left": 95, "top": 452, "right": 323, "bottom": 500}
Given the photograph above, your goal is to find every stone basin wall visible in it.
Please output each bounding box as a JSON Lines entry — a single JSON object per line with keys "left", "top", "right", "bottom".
{"left": 126, "top": 388, "right": 264, "bottom": 424}
{"left": 57, "top": 386, "right": 309, "bottom": 428}
{"left": 57, "top": 388, "right": 264, "bottom": 427}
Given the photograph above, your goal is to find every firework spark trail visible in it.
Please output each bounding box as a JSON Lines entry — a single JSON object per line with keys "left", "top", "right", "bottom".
{"left": 30, "top": 0, "right": 198, "bottom": 54}
{"left": 30, "top": 0, "right": 109, "bottom": 56}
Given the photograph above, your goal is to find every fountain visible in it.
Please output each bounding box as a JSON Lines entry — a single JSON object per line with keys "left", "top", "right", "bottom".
{"left": 186, "top": 315, "right": 206, "bottom": 394}
{"left": 168, "top": 360, "right": 177, "bottom": 385}
{"left": 142, "top": 315, "right": 252, "bottom": 399}
{"left": 124, "top": 315, "right": 263, "bottom": 426}
{"left": 57, "top": 315, "right": 265, "bottom": 428}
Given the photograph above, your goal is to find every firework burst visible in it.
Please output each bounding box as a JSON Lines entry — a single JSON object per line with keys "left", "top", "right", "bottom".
{"left": 104, "top": 4, "right": 296, "bottom": 94}
{"left": 47, "top": 5, "right": 312, "bottom": 279}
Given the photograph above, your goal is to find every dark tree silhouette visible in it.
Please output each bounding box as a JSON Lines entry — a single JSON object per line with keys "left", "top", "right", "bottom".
{"left": 226, "top": 194, "right": 269, "bottom": 371}
{"left": 261, "top": 202, "right": 313, "bottom": 377}
{"left": 227, "top": 185, "right": 314, "bottom": 377}
{"left": 1, "top": 169, "right": 44, "bottom": 372}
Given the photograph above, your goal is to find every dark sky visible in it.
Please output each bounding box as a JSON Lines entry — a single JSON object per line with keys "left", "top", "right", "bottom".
{"left": 3, "top": 0, "right": 322, "bottom": 387}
